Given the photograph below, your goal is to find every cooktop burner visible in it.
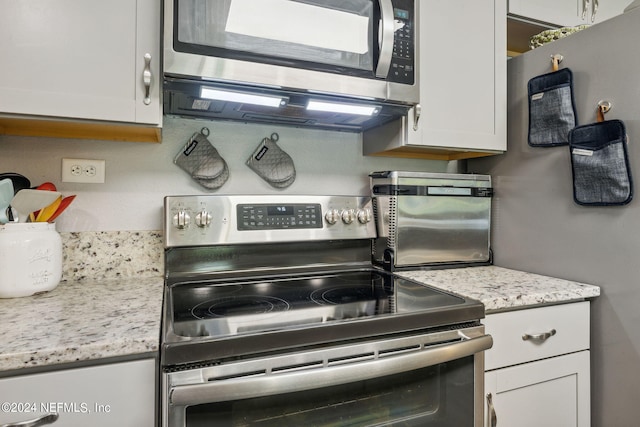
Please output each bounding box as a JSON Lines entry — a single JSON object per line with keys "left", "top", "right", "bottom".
{"left": 191, "top": 295, "right": 290, "bottom": 319}
{"left": 170, "top": 270, "right": 465, "bottom": 339}
{"left": 162, "top": 195, "right": 486, "bottom": 367}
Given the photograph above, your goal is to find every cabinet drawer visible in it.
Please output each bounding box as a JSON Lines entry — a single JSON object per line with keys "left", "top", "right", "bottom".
{"left": 484, "top": 301, "right": 590, "bottom": 370}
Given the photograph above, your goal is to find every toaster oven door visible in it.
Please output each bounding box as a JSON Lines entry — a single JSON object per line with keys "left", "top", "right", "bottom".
{"left": 372, "top": 173, "right": 492, "bottom": 268}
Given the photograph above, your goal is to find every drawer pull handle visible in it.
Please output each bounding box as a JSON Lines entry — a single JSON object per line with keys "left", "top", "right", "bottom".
{"left": 522, "top": 329, "right": 556, "bottom": 342}
{"left": 0, "top": 413, "right": 58, "bottom": 427}
{"left": 486, "top": 393, "right": 497, "bottom": 427}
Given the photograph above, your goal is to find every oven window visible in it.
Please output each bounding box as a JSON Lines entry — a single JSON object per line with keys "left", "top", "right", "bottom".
{"left": 184, "top": 356, "right": 473, "bottom": 426}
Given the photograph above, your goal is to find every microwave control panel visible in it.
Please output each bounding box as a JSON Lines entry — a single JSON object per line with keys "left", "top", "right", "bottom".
{"left": 389, "top": 0, "right": 415, "bottom": 85}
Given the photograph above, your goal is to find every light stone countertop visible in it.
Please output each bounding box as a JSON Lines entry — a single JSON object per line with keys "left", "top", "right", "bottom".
{"left": 0, "top": 229, "right": 600, "bottom": 373}
{"left": 0, "top": 276, "right": 164, "bottom": 373}
{"left": 396, "top": 265, "right": 600, "bottom": 313}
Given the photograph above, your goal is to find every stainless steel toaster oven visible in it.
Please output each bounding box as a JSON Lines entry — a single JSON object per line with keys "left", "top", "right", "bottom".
{"left": 370, "top": 171, "right": 493, "bottom": 270}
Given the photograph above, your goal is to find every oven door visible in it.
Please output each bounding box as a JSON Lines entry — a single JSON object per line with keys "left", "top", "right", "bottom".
{"left": 163, "top": 326, "right": 491, "bottom": 427}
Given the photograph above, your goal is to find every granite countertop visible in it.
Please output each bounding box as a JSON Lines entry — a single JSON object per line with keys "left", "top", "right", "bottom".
{"left": 0, "top": 234, "right": 600, "bottom": 374}
{"left": 0, "top": 276, "right": 164, "bottom": 373}
{"left": 396, "top": 265, "right": 600, "bottom": 313}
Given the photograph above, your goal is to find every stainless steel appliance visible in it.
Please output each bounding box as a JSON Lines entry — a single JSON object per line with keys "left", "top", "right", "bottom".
{"left": 163, "top": 0, "right": 419, "bottom": 131}
{"left": 370, "top": 171, "right": 493, "bottom": 270}
{"left": 161, "top": 195, "right": 492, "bottom": 427}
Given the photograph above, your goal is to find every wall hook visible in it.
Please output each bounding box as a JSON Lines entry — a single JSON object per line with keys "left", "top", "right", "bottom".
{"left": 597, "top": 100, "right": 612, "bottom": 122}
{"left": 551, "top": 54, "right": 564, "bottom": 71}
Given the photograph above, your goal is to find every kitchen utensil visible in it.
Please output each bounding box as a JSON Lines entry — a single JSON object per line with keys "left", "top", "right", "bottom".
{"left": 34, "top": 182, "right": 57, "bottom": 191}
{"left": 35, "top": 195, "right": 63, "bottom": 222}
{"left": 0, "top": 173, "right": 31, "bottom": 222}
{"left": 0, "top": 179, "right": 14, "bottom": 224}
{"left": 10, "top": 190, "right": 62, "bottom": 223}
{"left": 45, "top": 195, "right": 76, "bottom": 222}
{"left": 30, "top": 182, "right": 58, "bottom": 221}
{"left": 0, "top": 173, "right": 31, "bottom": 194}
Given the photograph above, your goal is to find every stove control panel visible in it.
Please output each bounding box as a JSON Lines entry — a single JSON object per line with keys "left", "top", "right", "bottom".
{"left": 237, "top": 204, "right": 322, "bottom": 230}
{"left": 164, "top": 195, "right": 376, "bottom": 248}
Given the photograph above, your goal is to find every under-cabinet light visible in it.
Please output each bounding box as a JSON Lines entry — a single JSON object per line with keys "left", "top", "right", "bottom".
{"left": 306, "top": 100, "right": 378, "bottom": 116}
{"left": 200, "top": 87, "right": 285, "bottom": 108}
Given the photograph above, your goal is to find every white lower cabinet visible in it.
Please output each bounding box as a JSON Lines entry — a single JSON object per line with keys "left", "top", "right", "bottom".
{"left": 0, "top": 358, "right": 156, "bottom": 427}
{"left": 484, "top": 302, "right": 591, "bottom": 427}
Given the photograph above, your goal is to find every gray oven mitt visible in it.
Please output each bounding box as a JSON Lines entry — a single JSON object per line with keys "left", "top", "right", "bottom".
{"left": 246, "top": 133, "right": 296, "bottom": 188}
{"left": 174, "top": 129, "right": 229, "bottom": 190}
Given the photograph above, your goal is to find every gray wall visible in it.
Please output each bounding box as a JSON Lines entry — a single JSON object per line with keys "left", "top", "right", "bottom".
{"left": 0, "top": 116, "right": 452, "bottom": 232}
{"left": 470, "top": 9, "right": 640, "bottom": 426}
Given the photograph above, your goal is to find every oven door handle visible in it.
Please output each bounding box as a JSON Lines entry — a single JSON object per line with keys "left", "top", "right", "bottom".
{"left": 170, "top": 333, "right": 493, "bottom": 406}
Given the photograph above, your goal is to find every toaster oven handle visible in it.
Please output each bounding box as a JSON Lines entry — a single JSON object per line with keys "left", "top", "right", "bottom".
{"left": 375, "top": 0, "right": 395, "bottom": 78}
{"left": 170, "top": 333, "right": 493, "bottom": 406}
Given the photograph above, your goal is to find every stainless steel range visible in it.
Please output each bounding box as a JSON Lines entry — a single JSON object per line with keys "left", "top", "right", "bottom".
{"left": 161, "top": 195, "right": 492, "bottom": 427}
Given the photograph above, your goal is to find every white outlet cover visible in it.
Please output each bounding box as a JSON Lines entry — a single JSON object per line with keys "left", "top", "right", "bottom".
{"left": 62, "top": 158, "right": 106, "bottom": 183}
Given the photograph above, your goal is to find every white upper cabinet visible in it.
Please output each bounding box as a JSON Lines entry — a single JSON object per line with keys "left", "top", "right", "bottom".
{"left": 363, "top": 0, "right": 507, "bottom": 160}
{"left": 0, "top": 0, "right": 161, "bottom": 128}
{"left": 508, "top": 0, "right": 630, "bottom": 27}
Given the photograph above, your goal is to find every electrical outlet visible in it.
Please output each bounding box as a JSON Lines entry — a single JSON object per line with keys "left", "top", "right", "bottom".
{"left": 62, "top": 158, "right": 106, "bottom": 183}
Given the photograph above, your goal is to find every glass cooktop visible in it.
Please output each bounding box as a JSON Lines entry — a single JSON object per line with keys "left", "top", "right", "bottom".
{"left": 170, "top": 270, "right": 466, "bottom": 339}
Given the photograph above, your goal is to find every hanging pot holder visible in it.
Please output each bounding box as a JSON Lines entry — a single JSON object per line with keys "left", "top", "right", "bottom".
{"left": 246, "top": 133, "right": 296, "bottom": 188}
{"left": 174, "top": 128, "right": 229, "bottom": 190}
{"left": 569, "top": 119, "right": 633, "bottom": 206}
{"left": 528, "top": 68, "right": 578, "bottom": 147}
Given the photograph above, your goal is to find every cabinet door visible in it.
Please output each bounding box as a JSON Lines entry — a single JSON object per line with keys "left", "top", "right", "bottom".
{"left": 509, "top": 0, "right": 628, "bottom": 26}
{"left": 0, "top": 359, "right": 156, "bottom": 427}
{"left": 508, "top": 0, "right": 584, "bottom": 26}
{"left": 0, "top": 0, "right": 160, "bottom": 125}
{"left": 590, "top": 0, "right": 630, "bottom": 23}
{"left": 407, "top": 0, "right": 506, "bottom": 153}
{"left": 485, "top": 351, "right": 590, "bottom": 427}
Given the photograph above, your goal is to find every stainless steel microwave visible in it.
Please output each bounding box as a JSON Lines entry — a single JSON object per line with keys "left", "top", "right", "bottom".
{"left": 163, "top": 0, "right": 419, "bottom": 131}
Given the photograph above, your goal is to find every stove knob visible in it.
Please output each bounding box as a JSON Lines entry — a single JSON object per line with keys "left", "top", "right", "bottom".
{"left": 172, "top": 210, "right": 191, "bottom": 229}
{"left": 195, "top": 210, "right": 212, "bottom": 228}
{"left": 357, "top": 208, "right": 372, "bottom": 224}
{"left": 325, "top": 209, "right": 340, "bottom": 225}
{"left": 341, "top": 209, "right": 355, "bottom": 224}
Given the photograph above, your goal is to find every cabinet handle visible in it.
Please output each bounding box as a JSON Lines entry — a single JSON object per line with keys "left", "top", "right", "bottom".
{"left": 582, "top": 0, "right": 589, "bottom": 19}
{"left": 142, "top": 53, "right": 152, "bottom": 105}
{"left": 0, "top": 413, "right": 59, "bottom": 427}
{"left": 412, "top": 104, "right": 421, "bottom": 131}
{"left": 522, "top": 329, "right": 556, "bottom": 342}
{"left": 486, "top": 393, "right": 497, "bottom": 427}
{"left": 592, "top": 0, "right": 598, "bottom": 22}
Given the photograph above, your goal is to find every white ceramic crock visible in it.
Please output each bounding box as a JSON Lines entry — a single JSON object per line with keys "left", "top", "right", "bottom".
{"left": 0, "top": 222, "right": 62, "bottom": 298}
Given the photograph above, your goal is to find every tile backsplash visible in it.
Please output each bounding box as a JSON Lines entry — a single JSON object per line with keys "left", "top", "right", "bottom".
{"left": 61, "top": 230, "right": 163, "bottom": 282}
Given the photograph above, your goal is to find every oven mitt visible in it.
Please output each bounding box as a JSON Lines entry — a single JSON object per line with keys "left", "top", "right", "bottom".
{"left": 569, "top": 119, "right": 633, "bottom": 206}
{"left": 528, "top": 68, "right": 578, "bottom": 147}
{"left": 246, "top": 133, "right": 296, "bottom": 188}
{"left": 174, "top": 130, "right": 229, "bottom": 190}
